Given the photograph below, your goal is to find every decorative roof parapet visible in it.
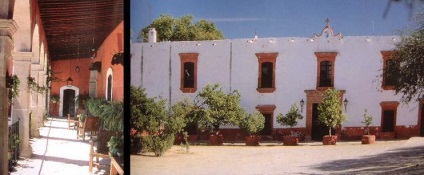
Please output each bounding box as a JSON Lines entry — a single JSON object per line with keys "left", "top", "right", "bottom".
{"left": 313, "top": 18, "right": 342, "bottom": 40}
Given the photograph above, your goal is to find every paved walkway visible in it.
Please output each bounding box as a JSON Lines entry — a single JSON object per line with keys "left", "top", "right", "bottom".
{"left": 132, "top": 137, "right": 424, "bottom": 175}
{"left": 10, "top": 117, "right": 110, "bottom": 175}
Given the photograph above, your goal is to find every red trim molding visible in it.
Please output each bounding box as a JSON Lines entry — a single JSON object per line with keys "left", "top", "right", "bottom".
{"left": 256, "top": 53, "right": 278, "bottom": 93}
{"left": 315, "top": 52, "right": 337, "bottom": 90}
{"left": 381, "top": 51, "right": 395, "bottom": 90}
{"left": 179, "top": 53, "right": 199, "bottom": 93}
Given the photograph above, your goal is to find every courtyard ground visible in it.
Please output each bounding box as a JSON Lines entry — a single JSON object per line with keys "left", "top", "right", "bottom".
{"left": 10, "top": 117, "right": 110, "bottom": 175}
{"left": 131, "top": 137, "right": 424, "bottom": 175}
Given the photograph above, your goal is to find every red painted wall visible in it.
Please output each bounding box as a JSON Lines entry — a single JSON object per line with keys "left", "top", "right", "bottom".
{"left": 49, "top": 58, "right": 92, "bottom": 116}
{"left": 95, "top": 21, "right": 124, "bottom": 101}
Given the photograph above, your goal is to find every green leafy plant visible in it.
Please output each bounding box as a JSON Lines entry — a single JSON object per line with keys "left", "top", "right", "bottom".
{"left": 239, "top": 110, "right": 265, "bottom": 136}
{"left": 99, "top": 101, "right": 123, "bottom": 132}
{"left": 317, "top": 88, "right": 347, "bottom": 136}
{"left": 27, "top": 77, "right": 47, "bottom": 94}
{"left": 130, "top": 86, "right": 186, "bottom": 156}
{"left": 7, "top": 74, "right": 20, "bottom": 100}
{"left": 86, "top": 97, "right": 107, "bottom": 117}
{"left": 77, "top": 113, "right": 86, "bottom": 122}
{"left": 107, "top": 135, "right": 123, "bottom": 157}
{"left": 50, "top": 94, "right": 60, "bottom": 103}
{"left": 277, "top": 104, "right": 304, "bottom": 136}
{"left": 361, "top": 109, "right": 373, "bottom": 135}
{"left": 195, "top": 84, "right": 245, "bottom": 134}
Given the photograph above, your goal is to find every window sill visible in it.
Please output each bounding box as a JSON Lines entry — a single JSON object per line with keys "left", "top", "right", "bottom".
{"left": 316, "top": 87, "right": 333, "bottom": 91}
{"left": 180, "top": 88, "right": 197, "bottom": 93}
{"left": 257, "top": 88, "right": 276, "bottom": 93}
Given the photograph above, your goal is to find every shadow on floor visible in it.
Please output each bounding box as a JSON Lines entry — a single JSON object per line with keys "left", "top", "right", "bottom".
{"left": 312, "top": 145, "right": 424, "bottom": 174}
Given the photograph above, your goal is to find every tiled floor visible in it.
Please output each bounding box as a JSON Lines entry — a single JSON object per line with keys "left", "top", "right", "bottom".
{"left": 11, "top": 117, "right": 110, "bottom": 175}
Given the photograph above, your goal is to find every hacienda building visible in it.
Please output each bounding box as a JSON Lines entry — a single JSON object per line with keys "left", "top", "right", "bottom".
{"left": 131, "top": 21, "right": 424, "bottom": 142}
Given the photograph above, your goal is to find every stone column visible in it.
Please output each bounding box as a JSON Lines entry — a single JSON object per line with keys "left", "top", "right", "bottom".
{"left": 30, "top": 69, "right": 40, "bottom": 137}
{"left": 0, "top": 19, "right": 18, "bottom": 174}
{"left": 12, "top": 51, "right": 33, "bottom": 157}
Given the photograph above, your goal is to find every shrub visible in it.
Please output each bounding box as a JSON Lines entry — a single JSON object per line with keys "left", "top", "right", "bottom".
{"left": 239, "top": 110, "right": 265, "bottom": 136}
{"left": 361, "top": 109, "right": 373, "bottom": 135}
{"left": 276, "top": 104, "right": 303, "bottom": 135}
{"left": 130, "top": 86, "right": 186, "bottom": 156}
{"left": 195, "top": 84, "right": 245, "bottom": 134}
{"left": 317, "top": 88, "right": 347, "bottom": 136}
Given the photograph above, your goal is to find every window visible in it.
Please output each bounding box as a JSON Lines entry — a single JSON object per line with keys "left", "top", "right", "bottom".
{"left": 315, "top": 52, "right": 337, "bottom": 90}
{"left": 380, "top": 101, "right": 399, "bottom": 132}
{"left": 179, "top": 53, "right": 199, "bottom": 93}
{"left": 256, "top": 105, "right": 276, "bottom": 136}
{"left": 256, "top": 52, "right": 278, "bottom": 93}
{"left": 381, "top": 51, "right": 395, "bottom": 90}
{"left": 320, "top": 61, "right": 332, "bottom": 87}
{"left": 106, "top": 68, "right": 113, "bottom": 101}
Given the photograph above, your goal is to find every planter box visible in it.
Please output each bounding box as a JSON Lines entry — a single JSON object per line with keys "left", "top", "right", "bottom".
{"left": 361, "top": 135, "right": 376, "bottom": 144}
{"left": 208, "top": 134, "right": 224, "bottom": 146}
{"left": 323, "top": 135, "right": 337, "bottom": 145}
{"left": 283, "top": 136, "right": 299, "bottom": 146}
{"left": 245, "top": 136, "right": 260, "bottom": 146}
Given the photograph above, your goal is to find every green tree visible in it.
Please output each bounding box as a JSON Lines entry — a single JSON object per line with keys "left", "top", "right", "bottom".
{"left": 130, "top": 86, "right": 186, "bottom": 156}
{"left": 195, "top": 84, "right": 245, "bottom": 134}
{"left": 276, "top": 104, "right": 304, "bottom": 129}
{"left": 386, "top": 29, "right": 424, "bottom": 103}
{"left": 317, "top": 89, "right": 347, "bottom": 136}
{"left": 239, "top": 110, "right": 265, "bottom": 136}
{"left": 139, "top": 14, "right": 224, "bottom": 42}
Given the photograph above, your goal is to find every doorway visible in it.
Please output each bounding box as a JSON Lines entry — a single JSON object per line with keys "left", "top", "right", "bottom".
{"left": 259, "top": 113, "right": 272, "bottom": 136}
{"left": 382, "top": 109, "right": 395, "bottom": 132}
{"left": 63, "top": 89, "right": 76, "bottom": 117}
{"left": 311, "top": 103, "right": 334, "bottom": 141}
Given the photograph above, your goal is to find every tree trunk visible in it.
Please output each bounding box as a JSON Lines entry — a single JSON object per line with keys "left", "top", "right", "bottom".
{"left": 329, "top": 127, "right": 332, "bottom": 136}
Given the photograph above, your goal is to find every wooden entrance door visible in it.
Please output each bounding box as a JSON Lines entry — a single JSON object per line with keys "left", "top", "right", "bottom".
{"left": 260, "top": 113, "right": 272, "bottom": 136}
{"left": 311, "top": 103, "right": 334, "bottom": 141}
{"left": 63, "top": 89, "right": 76, "bottom": 117}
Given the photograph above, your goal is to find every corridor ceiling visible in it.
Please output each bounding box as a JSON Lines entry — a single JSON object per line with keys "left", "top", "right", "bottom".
{"left": 37, "top": 0, "right": 123, "bottom": 60}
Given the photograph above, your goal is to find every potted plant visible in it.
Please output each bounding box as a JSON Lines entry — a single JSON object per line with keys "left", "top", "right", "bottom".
{"left": 239, "top": 110, "right": 265, "bottom": 146}
{"left": 195, "top": 84, "right": 245, "bottom": 146}
{"left": 318, "top": 88, "right": 347, "bottom": 145}
{"left": 276, "top": 104, "right": 304, "bottom": 146}
{"left": 107, "top": 135, "right": 123, "bottom": 157}
{"left": 361, "top": 109, "right": 375, "bottom": 144}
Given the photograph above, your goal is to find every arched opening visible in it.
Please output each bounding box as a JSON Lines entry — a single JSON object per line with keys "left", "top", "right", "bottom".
{"left": 59, "top": 86, "right": 79, "bottom": 117}
{"left": 106, "top": 68, "right": 113, "bottom": 101}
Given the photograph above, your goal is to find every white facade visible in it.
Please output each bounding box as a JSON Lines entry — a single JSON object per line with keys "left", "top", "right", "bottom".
{"left": 131, "top": 25, "right": 421, "bottom": 138}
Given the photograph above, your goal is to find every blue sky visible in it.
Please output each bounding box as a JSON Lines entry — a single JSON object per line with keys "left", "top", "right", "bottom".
{"left": 130, "top": 0, "right": 422, "bottom": 40}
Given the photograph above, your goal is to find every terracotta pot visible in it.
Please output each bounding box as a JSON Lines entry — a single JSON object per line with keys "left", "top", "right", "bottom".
{"left": 208, "top": 134, "right": 224, "bottom": 146}
{"left": 361, "top": 135, "right": 375, "bottom": 144}
{"left": 323, "top": 135, "right": 337, "bottom": 145}
{"left": 283, "top": 136, "right": 299, "bottom": 146}
{"left": 245, "top": 135, "right": 260, "bottom": 146}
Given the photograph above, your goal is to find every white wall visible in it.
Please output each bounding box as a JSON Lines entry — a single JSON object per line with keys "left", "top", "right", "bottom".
{"left": 131, "top": 35, "right": 420, "bottom": 129}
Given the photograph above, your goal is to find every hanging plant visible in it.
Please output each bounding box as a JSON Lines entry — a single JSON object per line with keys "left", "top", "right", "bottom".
{"left": 50, "top": 94, "right": 60, "bottom": 104}
{"left": 27, "top": 76, "right": 47, "bottom": 94}
{"left": 7, "top": 75, "right": 20, "bottom": 100}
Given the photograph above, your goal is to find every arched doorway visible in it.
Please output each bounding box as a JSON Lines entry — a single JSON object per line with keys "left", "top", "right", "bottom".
{"left": 59, "top": 86, "right": 79, "bottom": 117}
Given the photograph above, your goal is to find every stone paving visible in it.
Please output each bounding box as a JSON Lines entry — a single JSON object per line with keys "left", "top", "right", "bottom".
{"left": 10, "top": 117, "right": 110, "bottom": 175}
{"left": 131, "top": 137, "right": 424, "bottom": 175}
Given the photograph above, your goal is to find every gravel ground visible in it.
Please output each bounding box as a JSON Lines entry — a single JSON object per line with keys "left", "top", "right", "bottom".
{"left": 131, "top": 137, "right": 424, "bottom": 175}
{"left": 10, "top": 117, "right": 110, "bottom": 175}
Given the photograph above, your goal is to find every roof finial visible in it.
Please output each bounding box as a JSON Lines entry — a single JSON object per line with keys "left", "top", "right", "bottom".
{"left": 325, "top": 18, "right": 330, "bottom": 27}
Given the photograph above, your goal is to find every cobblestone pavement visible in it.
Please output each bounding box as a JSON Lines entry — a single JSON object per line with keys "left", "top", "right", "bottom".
{"left": 131, "top": 137, "right": 424, "bottom": 175}
{"left": 10, "top": 117, "right": 110, "bottom": 175}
